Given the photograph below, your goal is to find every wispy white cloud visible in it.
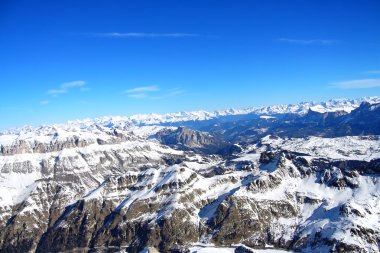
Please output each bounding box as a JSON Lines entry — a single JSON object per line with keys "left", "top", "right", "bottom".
{"left": 125, "top": 85, "right": 159, "bottom": 99}
{"left": 125, "top": 86, "right": 185, "bottom": 99}
{"left": 125, "top": 85, "right": 159, "bottom": 93}
{"left": 61, "top": 80, "right": 86, "bottom": 88}
{"left": 90, "top": 32, "right": 199, "bottom": 38}
{"left": 330, "top": 79, "right": 380, "bottom": 89}
{"left": 278, "top": 38, "right": 339, "bottom": 45}
{"left": 363, "top": 70, "right": 380, "bottom": 74}
{"left": 151, "top": 88, "right": 186, "bottom": 99}
{"left": 47, "top": 89, "right": 67, "bottom": 95}
{"left": 167, "top": 88, "right": 186, "bottom": 97}
{"left": 128, "top": 93, "right": 148, "bottom": 99}
{"left": 40, "top": 100, "right": 50, "bottom": 105}
{"left": 46, "top": 80, "right": 88, "bottom": 97}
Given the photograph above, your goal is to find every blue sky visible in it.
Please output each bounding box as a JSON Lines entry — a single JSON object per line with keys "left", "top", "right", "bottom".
{"left": 0, "top": 0, "right": 379, "bottom": 129}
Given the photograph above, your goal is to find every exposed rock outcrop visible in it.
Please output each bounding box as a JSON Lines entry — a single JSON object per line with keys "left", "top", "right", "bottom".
{"left": 156, "top": 126, "right": 241, "bottom": 155}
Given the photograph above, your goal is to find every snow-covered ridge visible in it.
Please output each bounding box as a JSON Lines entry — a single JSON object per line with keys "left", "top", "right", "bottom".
{"left": 1, "top": 96, "right": 379, "bottom": 137}
{"left": 100, "top": 96, "right": 380, "bottom": 125}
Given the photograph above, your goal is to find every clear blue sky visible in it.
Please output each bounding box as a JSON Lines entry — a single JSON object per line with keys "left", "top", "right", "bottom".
{"left": 0, "top": 0, "right": 379, "bottom": 129}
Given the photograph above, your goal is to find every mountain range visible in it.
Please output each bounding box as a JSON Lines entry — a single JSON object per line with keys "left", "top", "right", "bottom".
{"left": 0, "top": 97, "right": 379, "bottom": 253}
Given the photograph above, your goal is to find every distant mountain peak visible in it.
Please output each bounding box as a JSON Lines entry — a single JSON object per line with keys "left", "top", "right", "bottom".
{"left": 2, "top": 96, "right": 379, "bottom": 135}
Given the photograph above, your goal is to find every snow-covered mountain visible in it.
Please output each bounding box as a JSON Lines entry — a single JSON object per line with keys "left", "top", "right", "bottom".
{"left": 125, "top": 96, "right": 380, "bottom": 125}
{"left": 2, "top": 97, "right": 379, "bottom": 136}
{"left": 0, "top": 97, "right": 379, "bottom": 253}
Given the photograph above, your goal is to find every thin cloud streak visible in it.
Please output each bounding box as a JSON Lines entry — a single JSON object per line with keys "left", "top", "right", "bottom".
{"left": 330, "top": 79, "right": 380, "bottom": 89}
{"left": 125, "top": 85, "right": 159, "bottom": 93}
{"left": 128, "top": 93, "right": 148, "bottom": 99}
{"left": 61, "top": 80, "right": 86, "bottom": 88}
{"left": 152, "top": 88, "right": 186, "bottom": 99}
{"left": 46, "top": 80, "right": 88, "bottom": 97}
{"left": 278, "top": 38, "right": 339, "bottom": 45}
{"left": 125, "top": 86, "right": 186, "bottom": 99}
{"left": 47, "top": 89, "right": 67, "bottom": 95}
{"left": 91, "top": 32, "right": 199, "bottom": 38}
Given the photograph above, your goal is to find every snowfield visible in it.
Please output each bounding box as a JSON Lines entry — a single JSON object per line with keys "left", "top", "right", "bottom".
{"left": 189, "top": 246, "right": 292, "bottom": 253}
{"left": 260, "top": 135, "right": 380, "bottom": 161}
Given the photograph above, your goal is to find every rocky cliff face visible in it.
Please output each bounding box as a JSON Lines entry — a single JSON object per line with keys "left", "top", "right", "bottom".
{"left": 155, "top": 126, "right": 241, "bottom": 155}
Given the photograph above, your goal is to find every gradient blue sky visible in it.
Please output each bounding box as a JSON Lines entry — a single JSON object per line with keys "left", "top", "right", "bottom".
{"left": 1, "top": 0, "right": 379, "bottom": 129}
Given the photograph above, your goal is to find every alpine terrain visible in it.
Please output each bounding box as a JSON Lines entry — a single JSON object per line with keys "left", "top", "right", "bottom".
{"left": 1, "top": 97, "right": 380, "bottom": 253}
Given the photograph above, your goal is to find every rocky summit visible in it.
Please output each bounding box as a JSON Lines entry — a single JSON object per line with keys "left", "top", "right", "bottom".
{"left": 0, "top": 98, "right": 380, "bottom": 253}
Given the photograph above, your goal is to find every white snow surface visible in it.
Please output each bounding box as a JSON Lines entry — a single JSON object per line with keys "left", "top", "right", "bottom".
{"left": 260, "top": 135, "right": 380, "bottom": 161}
{"left": 189, "top": 245, "right": 292, "bottom": 253}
